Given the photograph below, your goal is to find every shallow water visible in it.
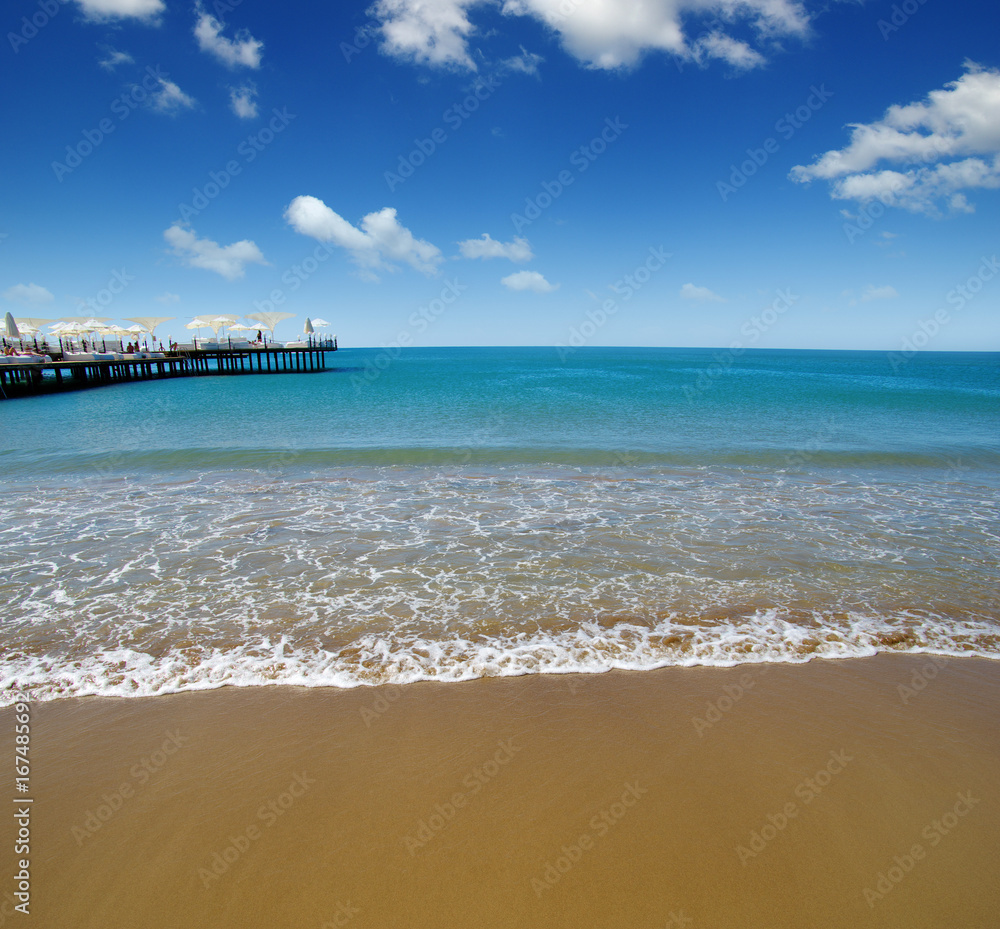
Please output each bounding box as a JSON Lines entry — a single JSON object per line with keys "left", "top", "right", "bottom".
{"left": 2, "top": 347, "right": 998, "bottom": 703}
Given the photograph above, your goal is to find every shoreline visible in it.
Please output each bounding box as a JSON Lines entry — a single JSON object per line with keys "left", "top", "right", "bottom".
{"left": 3, "top": 653, "right": 998, "bottom": 927}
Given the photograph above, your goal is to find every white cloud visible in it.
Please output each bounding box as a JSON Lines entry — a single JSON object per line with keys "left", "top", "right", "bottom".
{"left": 98, "top": 46, "right": 135, "bottom": 71}
{"left": 229, "top": 83, "right": 259, "bottom": 119}
{"left": 75, "top": 0, "right": 164, "bottom": 22}
{"left": 860, "top": 285, "right": 898, "bottom": 301}
{"left": 164, "top": 224, "right": 267, "bottom": 280}
{"left": 679, "top": 282, "right": 725, "bottom": 302}
{"left": 368, "top": 0, "right": 480, "bottom": 70}
{"left": 369, "top": 0, "right": 809, "bottom": 71}
{"left": 195, "top": 6, "right": 264, "bottom": 68}
{"left": 285, "top": 195, "right": 443, "bottom": 279}
{"left": 155, "top": 291, "right": 181, "bottom": 304}
{"left": 500, "top": 46, "right": 544, "bottom": 75}
{"left": 791, "top": 63, "right": 1000, "bottom": 214}
{"left": 150, "top": 79, "right": 196, "bottom": 114}
{"left": 501, "top": 270, "right": 557, "bottom": 292}
{"left": 3, "top": 283, "right": 54, "bottom": 304}
{"left": 458, "top": 233, "right": 533, "bottom": 262}
{"left": 691, "top": 32, "right": 765, "bottom": 71}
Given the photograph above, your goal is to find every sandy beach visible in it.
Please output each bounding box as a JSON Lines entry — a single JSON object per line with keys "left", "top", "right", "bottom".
{"left": 3, "top": 654, "right": 997, "bottom": 928}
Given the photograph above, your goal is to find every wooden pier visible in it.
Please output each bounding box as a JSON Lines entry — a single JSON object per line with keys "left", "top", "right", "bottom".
{"left": 0, "top": 342, "right": 337, "bottom": 400}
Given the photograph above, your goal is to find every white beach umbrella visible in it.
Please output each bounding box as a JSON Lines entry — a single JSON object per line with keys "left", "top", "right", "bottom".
{"left": 311, "top": 318, "right": 331, "bottom": 328}
{"left": 15, "top": 317, "right": 54, "bottom": 333}
{"left": 304, "top": 317, "right": 314, "bottom": 334}
{"left": 208, "top": 315, "right": 239, "bottom": 338}
{"left": 55, "top": 322, "right": 89, "bottom": 334}
{"left": 246, "top": 310, "right": 295, "bottom": 335}
{"left": 4, "top": 312, "right": 21, "bottom": 339}
{"left": 49, "top": 320, "right": 89, "bottom": 351}
{"left": 125, "top": 316, "right": 174, "bottom": 339}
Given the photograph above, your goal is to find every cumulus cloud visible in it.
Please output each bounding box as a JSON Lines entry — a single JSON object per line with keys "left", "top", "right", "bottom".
{"left": 368, "top": 0, "right": 808, "bottom": 71}
{"left": 164, "top": 224, "right": 267, "bottom": 280}
{"left": 501, "top": 270, "right": 557, "bottom": 292}
{"left": 155, "top": 291, "right": 181, "bottom": 304}
{"left": 860, "top": 285, "right": 898, "bottom": 301}
{"left": 458, "top": 233, "right": 533, "bottom": 262}
{"left": 3, "top": 283, "right": 54, "bottom": 304}
{"left": 368, "top": 0, "right": 480, "bottom": 70}
{"left": 791, "top": 63, "right": 1000, "bottom": 214}
{"left": 691, "top": 31, "right": 765, "bottom": 71}
{"left": 229, "top": 83, "right": 259, "bottom": 119}
{"left": 150, "top": 79, "right": 196, "bottom": 114}
{"left": 285, "top": 195, "right": 443, "bottom": 280}
{"left": 679, "top": 282, "right": 725, "bottom": 302}
{"left": 75, "top": 0, "right": 164, "bottom": 22}
{"left": 195, "top": 6, "right": 263, "bottom": 69}
{"left": 98, "top": 46, "right": 135, "bottom": 71}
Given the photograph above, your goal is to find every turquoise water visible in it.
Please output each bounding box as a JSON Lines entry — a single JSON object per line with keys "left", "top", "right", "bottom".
{"left": 2, "top": 347, "right": 998, "bottom": 703}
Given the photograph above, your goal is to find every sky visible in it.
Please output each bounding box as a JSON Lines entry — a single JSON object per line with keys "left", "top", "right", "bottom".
{"left": 1, "top": 0, "right": 998, "bottom": 350}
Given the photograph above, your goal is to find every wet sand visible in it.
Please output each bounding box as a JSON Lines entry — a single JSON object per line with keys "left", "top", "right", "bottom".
{"left": 2, "top": 654, "right": 998, "bottom": 928}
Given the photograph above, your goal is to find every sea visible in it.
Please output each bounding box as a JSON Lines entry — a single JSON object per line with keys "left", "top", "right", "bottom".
{"left": 1, "top": 346, "right": 998, "bottom": 705}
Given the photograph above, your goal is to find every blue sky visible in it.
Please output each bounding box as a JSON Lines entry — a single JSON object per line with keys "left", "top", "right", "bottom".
{"left": 2, "top": 0, "right": 998, "bottom": 350}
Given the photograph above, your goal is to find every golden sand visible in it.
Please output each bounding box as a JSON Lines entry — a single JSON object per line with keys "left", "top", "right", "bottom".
{"left": 3, "top": 654, "right": 998, "bottom": 928}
